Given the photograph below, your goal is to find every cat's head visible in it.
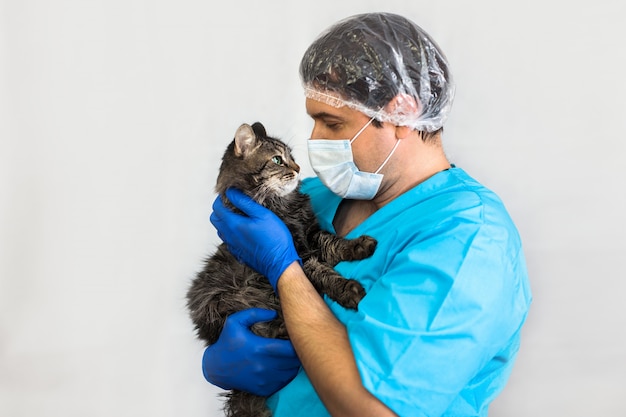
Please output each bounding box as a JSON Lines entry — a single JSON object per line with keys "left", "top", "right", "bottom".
{"left": 216, "top": 122, "right": 301, "bottom": 206}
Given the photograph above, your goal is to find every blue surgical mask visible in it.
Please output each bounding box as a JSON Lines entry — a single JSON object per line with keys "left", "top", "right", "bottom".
{"left": 307, "top": 117, "right": 401, "bottom": 200}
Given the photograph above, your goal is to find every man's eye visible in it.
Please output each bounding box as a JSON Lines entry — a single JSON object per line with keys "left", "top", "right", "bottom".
{"left": 272, "top": 156, "right": 284, "bottom": 165}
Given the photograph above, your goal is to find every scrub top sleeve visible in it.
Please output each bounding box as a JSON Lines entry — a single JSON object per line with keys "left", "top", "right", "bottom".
{"left": 344, "top": 220, "right": 530, "bottom": 416}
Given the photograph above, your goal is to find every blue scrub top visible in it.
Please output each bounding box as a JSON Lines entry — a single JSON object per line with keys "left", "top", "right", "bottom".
{"left": 267, "top": 167, "right": 532, "bottom": 417}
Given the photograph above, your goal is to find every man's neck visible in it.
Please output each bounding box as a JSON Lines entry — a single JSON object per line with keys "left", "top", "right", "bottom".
{"left": 373, "top": 134, "right": 450, "bottom": 208}
{"left": 332, "top": 131, "right": 450, "bottom": 236}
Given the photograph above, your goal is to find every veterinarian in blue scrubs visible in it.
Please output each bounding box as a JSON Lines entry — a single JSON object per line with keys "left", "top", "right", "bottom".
{"left": 204, "top": 12, "right": 532, "bottom": 417}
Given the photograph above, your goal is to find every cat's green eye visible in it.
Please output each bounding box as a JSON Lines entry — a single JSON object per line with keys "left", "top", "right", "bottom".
{"left": 272, "top": 156, "right": 284, "bottom": 166}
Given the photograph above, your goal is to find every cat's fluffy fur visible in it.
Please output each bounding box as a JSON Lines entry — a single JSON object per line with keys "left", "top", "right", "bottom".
{"left": 186, "top": 122, "right": 377, "bottom": 417}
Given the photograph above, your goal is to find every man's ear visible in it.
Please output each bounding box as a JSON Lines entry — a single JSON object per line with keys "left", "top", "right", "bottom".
{"left": 394, "top": 125, "right": 412, "bottom": 139}
{"left": 384, "top": 93, "right": 423, "bottom": 139}
{"left": 388, "top": 93, "right": 423, "bottom": 115}
{"left": 385, "top": 93, "right": 423, "bottom": 125}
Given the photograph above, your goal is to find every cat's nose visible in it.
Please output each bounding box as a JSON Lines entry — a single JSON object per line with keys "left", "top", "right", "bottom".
{"left": 293, "top": 163, "right": 300, "bottom": 173}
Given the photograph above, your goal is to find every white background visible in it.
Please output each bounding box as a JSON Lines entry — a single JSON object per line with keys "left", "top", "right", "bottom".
{"left": 1, "top": 1, "right": 625, "bottom": 416}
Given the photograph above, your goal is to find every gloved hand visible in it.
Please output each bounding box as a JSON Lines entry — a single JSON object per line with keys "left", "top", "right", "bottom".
{"left": 210, "top": 188, "right": 301, "bottom": 290}
{"left": 202, "top": 308, "right": 301, "bottom": 396}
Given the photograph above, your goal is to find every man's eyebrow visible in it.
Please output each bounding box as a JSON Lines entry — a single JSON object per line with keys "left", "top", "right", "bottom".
{"left": 309, "top": 111, "right": 343, "bottom": 121}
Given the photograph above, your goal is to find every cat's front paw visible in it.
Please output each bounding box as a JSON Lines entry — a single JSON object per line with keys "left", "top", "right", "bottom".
{"left": 337, "top": 279, "right": 366, "bottom": 310}
{"left": 349, "top": 235, "right": 378, "bottom": 260}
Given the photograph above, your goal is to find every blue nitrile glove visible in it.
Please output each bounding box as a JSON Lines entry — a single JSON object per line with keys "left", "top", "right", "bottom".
{"left": 210, "top": 188, "right": 301, "bottom": 291}
{"left": 202, "top": 308, "right": 301, "bottom": 396}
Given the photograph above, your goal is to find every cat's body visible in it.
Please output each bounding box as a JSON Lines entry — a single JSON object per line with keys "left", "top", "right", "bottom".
{"left": 186, "top": 122, "right": 377, "bottom": 417}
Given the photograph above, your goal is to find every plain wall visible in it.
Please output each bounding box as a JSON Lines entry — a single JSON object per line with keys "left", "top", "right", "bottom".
{"left": 1, "top": 1, "right": 624, "bottom": 416}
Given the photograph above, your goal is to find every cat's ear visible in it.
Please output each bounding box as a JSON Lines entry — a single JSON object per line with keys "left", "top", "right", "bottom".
{"left": 234, "top": 123, "right": 259, "bottom": 157}
{"left": 251, "top": 122, "right": 267, "bottom": 138}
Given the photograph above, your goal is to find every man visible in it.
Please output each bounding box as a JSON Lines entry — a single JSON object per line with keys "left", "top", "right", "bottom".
{"left": 204, "top": 12, "right": 532, "bottom": 417}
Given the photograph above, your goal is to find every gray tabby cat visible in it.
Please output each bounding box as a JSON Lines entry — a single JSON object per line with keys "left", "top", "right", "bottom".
{"left": 186, "top": 122, "right": 377, "bottom": 417}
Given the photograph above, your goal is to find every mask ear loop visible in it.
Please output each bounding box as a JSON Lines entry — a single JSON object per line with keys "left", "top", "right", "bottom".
{"left": 374, "top": 138, "right": 401, "bottom": 174}
{"left": 350, "top": 116, "right": 377, "bottom": 144}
